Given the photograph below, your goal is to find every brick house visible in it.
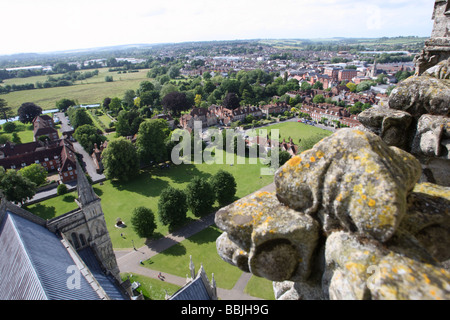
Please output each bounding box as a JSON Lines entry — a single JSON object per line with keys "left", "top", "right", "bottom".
{"left": 0, "top": 138, "right": 78, "bottom": 183}
{"left": 33, "top": 115, "right": 59, "bottom": 142}
{"left": 179, "top": 107, "right": 218, "bottom": 131}
{"left": 338, "top": 69, "right": 358, "bottom": 82}
{"left": 260, "top": 102, "right": 290, "bottom": 116}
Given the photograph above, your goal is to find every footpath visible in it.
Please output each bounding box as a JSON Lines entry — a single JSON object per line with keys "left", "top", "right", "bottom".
{"left": 114, "top": 183, "right": 276, "bottom": 300}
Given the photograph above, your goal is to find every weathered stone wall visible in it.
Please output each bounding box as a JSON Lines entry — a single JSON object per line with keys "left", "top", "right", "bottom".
{"left": 215, "top": 129, "right": 450, "bottom": 300}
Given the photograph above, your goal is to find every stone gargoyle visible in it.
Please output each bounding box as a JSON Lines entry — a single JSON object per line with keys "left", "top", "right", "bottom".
{"left": 215, "top": 129, "right": 450, "bottom": 300}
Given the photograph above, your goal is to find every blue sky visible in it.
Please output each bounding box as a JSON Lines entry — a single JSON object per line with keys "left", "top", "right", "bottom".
{"left": 0, "top": 0, "right": 434, "bottom": 55}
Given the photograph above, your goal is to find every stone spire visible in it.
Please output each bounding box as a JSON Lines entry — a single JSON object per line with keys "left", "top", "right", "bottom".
{"left": 76, "top": 161, "right": 98, "bottom": 207}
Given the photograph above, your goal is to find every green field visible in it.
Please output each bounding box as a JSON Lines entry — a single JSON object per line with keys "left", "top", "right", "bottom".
{"left": 26, "top": 150, "right": 275, "bottom": 249}
{"left": 1, "top": 68, "right": 151, "bottom": 112}
{"left": 247, "top": 121, "right": 332, "bottom": 148}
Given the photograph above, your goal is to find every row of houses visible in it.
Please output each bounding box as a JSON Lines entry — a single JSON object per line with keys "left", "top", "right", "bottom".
{"left": 0, "top": 138, "right": 78, "bottom": 183}
{"left": 0, "top": 115, "right": 78, "bottom": 183}
{"left": 299, "top": 102, "right": 360, "bottom": 128}
{"left": 179, "top": 102, "right": 290, "bottom": 131}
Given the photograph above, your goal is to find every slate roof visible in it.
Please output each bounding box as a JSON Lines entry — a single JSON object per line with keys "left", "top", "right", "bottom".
{"left": 0, "top": 211, "right": 101, "bottom": 300}
{"left": 169, "top": 276, "right": 212, "bottom": 300}
{"left": 77, "top": 247, "right": 128, "bottom": 300}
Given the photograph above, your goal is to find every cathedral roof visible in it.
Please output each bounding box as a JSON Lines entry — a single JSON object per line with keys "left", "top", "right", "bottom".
{"left": 0, "top": 210, "right": 101, "bottom": 300}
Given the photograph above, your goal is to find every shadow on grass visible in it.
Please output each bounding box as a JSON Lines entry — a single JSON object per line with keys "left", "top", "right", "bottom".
{"left": 186, "top": 225, "right": 222, "bottom": 245}
{"left": 111, "top": 171, "right": 170, "bottom": 197}
{"left": 154, "top": 163, "right": 213, "bottom": 184}
{"left": 144, "top": 237, "right": 187, "bottom": 257}
{"left": 93, "top": 187, "right": 103, "bottom": 196}
{"left": 26, "top": 204, "right": 57, "bottom": 220}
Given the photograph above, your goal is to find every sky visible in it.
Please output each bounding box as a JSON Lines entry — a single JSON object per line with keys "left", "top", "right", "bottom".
{"left": 0, "top": 0, "right": 435, "bottom": 55}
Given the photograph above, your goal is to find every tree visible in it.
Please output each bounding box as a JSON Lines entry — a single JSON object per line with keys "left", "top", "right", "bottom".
{"left": 56, "top": 98, "right": 76, "bottom": 112}
{"left": 115, "top": 110, "right": 143, "bottom": 137}
{"left": 312, "top": 81, "right": 323, "bottom": 90}
{"left": 162, "top": 91, "right": 189, "bottom": 115}
{"left": 346, "top": 82, "right": 357, "bottom": 92}
{"left": 223, "top": 92, "right": 240, "bottom": 110}
{"left": 158, "top": 186, "right": 187, "bottom": 227}
{"left": 168, "top": 66, "right": 180, "bottom": 79}
{"left": 131, "top": 206, "right": 157, "bottom": 238}
{"left": 57, "top": 183, "right": 68, "bottom": 195}
{"left": 0, "top": 168, "right": 37, "bottom": 204}
{"left": 18, "top": 102, "right": 42, "bottom": 124}
{"left": 102, "top": 137, "right": 139, "bottom": 181}
{"left": 2, "top": 121, "right": 16, "bottom": 133}
{"left": 73, "top": 124, "right": 106, "bottom": 153}
{"left": 109, "top": 97, "right": 123, "bottom": 115}
{"left": 185, "top": 177, "right": 215, "bottom": 217}
{"left": 313, "top": 94, "right": 325, "bottom": 104}
{"left": 0, "top": 99, "right": 13, "bottom": 122}
{"left": 138, "top": 81, "right": 155, "bottom": 94}
{"left": 103, "top": 97, "right": 112, "bottom": 109}
{"left": 67, "top": 107, "right": 93, "bottom": 129}
{"left": 278, "top": 150, "right": 292, "bottom": 167}
{"left": 19, "top": 163, "right": 47, "bottom": 186}
{"left": 356, "top": 81, "right": 372, "bottom": 92}
{"left": 209, "top": 170, "right": 237, "bottom": 206}
{"left": 194, "top": 94, "right": 202, "bottom": 107}
{"left": 136, "top": 119, "right": 170, "bottom": 164}
{"left": 122, "top": 90, "right": 136, "bottom": 109}
{"left": 301, "top": 82, "right": 312, "bottom": 91}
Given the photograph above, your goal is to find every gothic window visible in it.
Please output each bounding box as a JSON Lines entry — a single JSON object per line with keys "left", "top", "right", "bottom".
{"left": 445, "top": 1, "right": 450, "bottom": 15}
{"left": 71, "top": 232, "right": 80, "bottom": 249}
{"left": 79, "top": 234, "right": 86, "bottom": 247}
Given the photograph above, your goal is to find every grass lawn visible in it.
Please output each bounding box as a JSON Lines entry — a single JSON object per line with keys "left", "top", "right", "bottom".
{"left": 120, "top": 272, "right": 181, "bottom": 300}
{"left": 244, "top": 275, "right": 276, "bottom": 300}
{"left": 0, "top": 121, "right": 35, "bottom": 144}
{"left": 142, "top": 225, "right": 243, "bottom": 290}
{"left": 246, "top": 121, "right": 332, "bottom": 146}
{"left": 26, "top": 149, "right": 274, "bottom": 249}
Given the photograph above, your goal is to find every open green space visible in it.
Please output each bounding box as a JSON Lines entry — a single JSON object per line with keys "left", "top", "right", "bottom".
{"left": 0, "top": 120, "right": 62, "bottom": 144}
{"left": 246, "top": 121, "right": 332, "bottom": 146}
{"left": 142, "top": 225, "right": 243, "bottom": 290}
{"left": 1, "top": 68, "right": 151, "bottom": 112}
{"left": 139, "top": 225, "right": 275, "bottom": 299}
{"left": 26, "top": 149, "right": 274, "bottom": 249}
{"left": 120, "top": 272, "right": 181, "bottom": 300}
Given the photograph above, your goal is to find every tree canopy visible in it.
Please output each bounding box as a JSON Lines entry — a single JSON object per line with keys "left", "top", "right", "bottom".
{"left": 18, "top": 163, "right": 47, "bottom": 187}
{"left": 209, "top": 170, "right": 237, "bottom": 206}
{"left": 0, "top": 168, "right": 37, "bottom": 204}
{"left": 162, "top": 91, "right": 190, "bottom": 116}
{"left": 131, "top": 206, "right": 157, "bottom": 238}
{"left": 73, "top": 124, "right": 107, "bottom": 153}
{"left": 136, "top": 119, "right": 170, "bottom": 164}
{"left": 158, "top": 186, "right": 187, "bottom": 227}
{"left": 67, "top": 107, "right": 93, "bottom": 129}
{"left": 101, "top": 137, "right": 139, "bottom": 181}
{"left": 17, "top": 102, "right": 42, "bottom": 124}
{"left": 185, "top": 177, "right": 215, "bottom": 217}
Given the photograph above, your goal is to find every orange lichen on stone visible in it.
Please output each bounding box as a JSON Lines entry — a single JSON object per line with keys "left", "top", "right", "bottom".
{"left": 287, "top": 156, "right": 302, "bottom": 167}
